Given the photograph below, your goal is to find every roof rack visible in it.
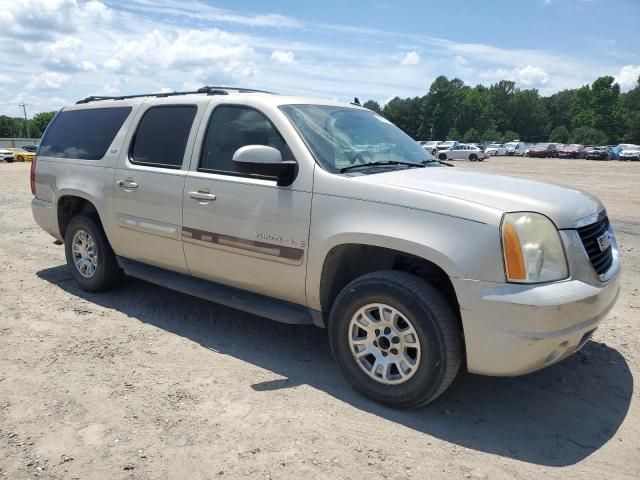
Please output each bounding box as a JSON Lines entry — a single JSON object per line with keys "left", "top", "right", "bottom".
{"left": 76, "top": 86, "right": 276, "bottom": 104}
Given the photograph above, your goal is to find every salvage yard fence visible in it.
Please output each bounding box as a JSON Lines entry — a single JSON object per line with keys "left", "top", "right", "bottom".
{"left": 0, "top": 138, "right": 40, "bottom": 148}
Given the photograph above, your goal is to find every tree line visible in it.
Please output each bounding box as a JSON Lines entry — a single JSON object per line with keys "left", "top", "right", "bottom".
{"left": 363, "top": 75, "right": 640, "bottom": 145}
{"left": 0, "top": 111, "right": 55, "bottom": 139}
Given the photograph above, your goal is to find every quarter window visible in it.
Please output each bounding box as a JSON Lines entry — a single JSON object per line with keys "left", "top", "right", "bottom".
{"left": 130, "top": 105, "right": 197, "bottom": 168}
{"left": 39, "top": 107, "right": 131, "bottom": 160}
{"left": 199, "top": 105, "right": 293, "bottom": 174}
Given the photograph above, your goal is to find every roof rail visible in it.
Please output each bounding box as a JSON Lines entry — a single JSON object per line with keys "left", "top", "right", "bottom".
{"left": 76, "top": 86, "right": 276, "bottom": 104}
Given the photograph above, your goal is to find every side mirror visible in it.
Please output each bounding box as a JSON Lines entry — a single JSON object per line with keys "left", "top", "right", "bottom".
{"left": 232, "top": 145, "right": 297, "bottom": 187}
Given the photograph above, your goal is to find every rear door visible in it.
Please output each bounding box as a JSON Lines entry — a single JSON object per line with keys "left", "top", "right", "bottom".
{"left": 111, "top": 101, "right": 205, "bottom": 273}
{"left": 181, "top": 103, "right": 312, "bottom": 304}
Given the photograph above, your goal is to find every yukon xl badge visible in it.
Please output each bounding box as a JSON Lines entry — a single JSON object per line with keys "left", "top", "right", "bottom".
{"left": 597, "top": 232, "right": 612, "bottom": 252}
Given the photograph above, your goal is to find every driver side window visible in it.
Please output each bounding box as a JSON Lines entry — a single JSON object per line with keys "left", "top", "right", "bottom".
{"left": 199, "top": 105, "right": 293, "bottom": 173}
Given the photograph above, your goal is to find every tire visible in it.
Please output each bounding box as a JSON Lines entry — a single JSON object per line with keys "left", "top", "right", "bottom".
{"left": 64, "top": 214, "right": 123, "bottom": 292}
{"left": 328, "top": 271, "right": 462, "bottom": 409}
{"left": 6, "top": 158, "right": 13, "bottom": 163}
{"left": 438, "top": 153, "right": 447, "bottom": 161}
{"left": 431, "top": 149, "right": 437, "bottom": 156}
{"left": 469, "top": 154, "right": 478, "bottom": 162}
{"left": 17, "top": 155, "right": 24, "bottom": 162}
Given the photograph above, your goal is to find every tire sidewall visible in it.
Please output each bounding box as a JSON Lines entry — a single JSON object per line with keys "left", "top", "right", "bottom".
{"left": 329, "top": 277, "right": 451, "bottom": 407}
{"left": 64, "top": 215, "right": 113, "bottom": 291}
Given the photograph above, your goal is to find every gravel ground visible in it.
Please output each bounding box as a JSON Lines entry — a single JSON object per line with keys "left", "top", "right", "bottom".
{"left": 0, "top": 157, "right": 638, "bottom": 480}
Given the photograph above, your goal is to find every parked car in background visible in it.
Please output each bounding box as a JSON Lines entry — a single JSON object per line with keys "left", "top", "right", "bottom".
{"left": 7, "top": 148, "right": 35, "bottom": 162}
{"left": 558, "top": 144, "right": 586, "bottom": 159}
{"left": 22, "top": 145, "right": 38, "bottom": 153}
{"left": 437, "top": 143, "right": 487, "bottom": 161}
{"left": 585, "top": 146, "right": 612, "bottom": 160}
{"left": 528, "top": 143, "right": 558, "bottom": 158}
{"left": 612, "top": 144, "right": 634, "bottom": 160}
{"left": 619, "top": 145, "right": 640, "bottom": 161}
{"left": 0, "top": 149, "right": 15, "bottom": 162}
{"left": 421, "top": 140, "right": 442, "bottom": 155}
{"left": 436, "top": 140, "right": 458, "bottom": 152}
{"left": 485, "top": 143, "right": 507, "bottom": 156}
{"left": 504, "top": 141, "right": 527, "bottom": 156}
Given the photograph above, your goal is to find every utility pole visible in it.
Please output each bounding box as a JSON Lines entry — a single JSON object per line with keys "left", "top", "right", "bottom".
{"left": 19, "top": 103, "right": 31, "bottom": 139}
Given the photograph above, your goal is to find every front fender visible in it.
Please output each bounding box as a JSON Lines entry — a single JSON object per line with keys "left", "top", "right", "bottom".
{"left": 305, "top": 194, "right": 506, "bottom": 311}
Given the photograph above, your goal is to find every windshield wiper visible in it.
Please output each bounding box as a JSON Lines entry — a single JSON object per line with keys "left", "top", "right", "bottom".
{"left": 339, "top": 160, "right": 425, "bottom": 173}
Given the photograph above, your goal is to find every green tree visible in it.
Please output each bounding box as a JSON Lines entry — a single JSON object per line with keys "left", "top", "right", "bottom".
{"left": 462, "top": 128, "right": 479, "bottom": 143}
{"left": 447, "top": 127, "right": 461, "bottom": 140}
{"left": 382, "top": 96, "right": 422, "bottom": 138}
{"left": 31, "top": 111, "right": 56, "bottom": 137}
{"left": 569, "top": 127, "right": 608, "bottom": 145}
{"left": 549, "top": 125, "right": 570, "bottom": 143}
{"left": 482, "top": 125, "right": 501, "bottom": 143}
{"left": 362, "top": 100, "right": 382, "bottom": 115}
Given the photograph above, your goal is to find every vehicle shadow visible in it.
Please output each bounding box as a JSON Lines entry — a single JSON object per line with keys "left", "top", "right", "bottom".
{"left": 38, "top": 265, "right": 633, "bottom": 467}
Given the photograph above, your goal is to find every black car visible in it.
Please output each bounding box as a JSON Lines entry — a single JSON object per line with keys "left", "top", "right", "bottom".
{"left": 585, "top": 146, "right": 611, "bottom": 160}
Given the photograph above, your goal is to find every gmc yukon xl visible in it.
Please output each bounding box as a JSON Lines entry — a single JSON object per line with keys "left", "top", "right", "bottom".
{"left": 31, "top": 86, "right": 621, "bottom": 408}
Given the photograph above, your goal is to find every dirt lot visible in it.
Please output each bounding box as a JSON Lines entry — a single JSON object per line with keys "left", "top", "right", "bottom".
{"left": 1, "top": 158, "right": 638, "bottom": 479}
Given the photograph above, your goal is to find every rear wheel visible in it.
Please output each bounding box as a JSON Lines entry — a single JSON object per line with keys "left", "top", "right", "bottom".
{"left": 438, "top": 153, "right": 447, "bottom": 161}
{"left": 64, "top": 214, "right": 123, "bottom": 292}
{"left": 469, "top": 154, "right": 478, "bottom": 162}
{"left": 17, "top": 155, "right": 24, "bottom": 162}
{"left": 329, "top": 271, "right": 462, "bottom": 408}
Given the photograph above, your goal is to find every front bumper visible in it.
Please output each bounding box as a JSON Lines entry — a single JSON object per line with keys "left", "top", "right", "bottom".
{"left": 453, "top": 273, "right": 620, "bottom": 376}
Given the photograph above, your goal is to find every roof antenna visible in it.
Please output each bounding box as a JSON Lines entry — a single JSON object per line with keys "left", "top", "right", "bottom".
{"left": 351, "top": 97, "right": 361, "bottom": 106}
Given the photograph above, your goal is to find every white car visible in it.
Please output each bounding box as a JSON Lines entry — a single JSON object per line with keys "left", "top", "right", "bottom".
{"left": 437, "top": 143, "right": 487, "bottom": 161}
{"left": 436, "top": 140, "right": 458, "bottom": 152}
{"left": 421, "top": 140, "right": 442, "bottom": 155}
{"left": 619, "top": 146, "right": 640, "bottom": 161}
{"left": 485, "top": 143, "right": 507, "bottom": 156}
{"left": 0, "top": 149, "right": 15, "bottom": 163}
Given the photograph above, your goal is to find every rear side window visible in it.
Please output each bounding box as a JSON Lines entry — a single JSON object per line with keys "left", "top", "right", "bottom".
{"left": 130, "top": 105, "right": 197, "bottom": 168}
{"left": 39, "top": 107, "right": 131, "bottom": 160}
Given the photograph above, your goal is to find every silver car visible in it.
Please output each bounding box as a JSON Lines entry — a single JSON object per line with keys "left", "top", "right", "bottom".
{"left": 31, "top": 87, "right": 621, "bottom": 408}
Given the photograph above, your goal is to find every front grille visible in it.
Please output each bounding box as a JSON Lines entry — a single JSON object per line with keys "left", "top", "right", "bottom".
{"left": 577, "top": 215, "right": 613, "bottom": 276}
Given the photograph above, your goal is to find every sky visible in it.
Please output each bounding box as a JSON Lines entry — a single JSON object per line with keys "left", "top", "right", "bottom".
{"left": 1, "top": 0, "right": 639, "bottom": 118}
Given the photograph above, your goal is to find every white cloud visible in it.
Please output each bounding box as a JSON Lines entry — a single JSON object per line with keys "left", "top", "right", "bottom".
{"left": 42, "top": 37, "right": 96, "bottom": 72}
{"left": 0, "top": 0, "right": 112, "bottom": 40}
{"left": 26, "top": 72, "right": 71, "bottom": 91}
{"left": 479, "top": 65, "right": 550, "bottom": 89}
{"left": 104, "top": 28, "right": 257, "bottom": 80}
{"left": 400, "top": 51, "right": 421, "bottom": 66}
{"left": 270, "top": 50, "right": 296, "bottom": 66}
{"left": 615, "top": 65, "right": 640, "bottom": 91}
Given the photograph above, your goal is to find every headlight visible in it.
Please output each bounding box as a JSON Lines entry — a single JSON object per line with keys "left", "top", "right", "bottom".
{"left": 501, "top": 212, "right": 569, "bottom": 283}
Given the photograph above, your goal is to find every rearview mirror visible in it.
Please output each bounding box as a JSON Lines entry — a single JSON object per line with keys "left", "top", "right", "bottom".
{"left": 233, "top": 145, "right": 297, "bottom": 187}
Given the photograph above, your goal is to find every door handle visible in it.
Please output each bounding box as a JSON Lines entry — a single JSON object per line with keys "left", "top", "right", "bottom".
{"left": 117, "top": 180, "right": 138, "bottom": 189}
{"left": 188, "top": 191, "right": 217, "bottom": 201}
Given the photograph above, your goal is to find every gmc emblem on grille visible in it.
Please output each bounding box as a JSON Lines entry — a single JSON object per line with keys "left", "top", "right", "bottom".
{"left": 597, "top": 232, "right": 612, "bottom": 252}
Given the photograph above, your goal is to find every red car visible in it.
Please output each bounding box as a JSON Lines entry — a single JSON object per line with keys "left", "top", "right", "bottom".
{"left": 557, "top": 144, "right": 586, "bottom": 159}
{"left": 528, "top": 143, "right": 559, "bottom": 158}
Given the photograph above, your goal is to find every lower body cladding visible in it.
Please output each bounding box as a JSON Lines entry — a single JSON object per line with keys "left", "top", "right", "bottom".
{"left": 452, "top": 272, "right": 620, "bottom": 376}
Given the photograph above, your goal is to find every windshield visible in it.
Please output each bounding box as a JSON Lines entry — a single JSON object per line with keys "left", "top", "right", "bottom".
{"left": 280, "top": 105, "right": 435, "bottom": 173}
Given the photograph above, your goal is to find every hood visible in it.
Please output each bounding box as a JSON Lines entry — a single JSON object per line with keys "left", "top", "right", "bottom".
{"left": 355, "top": 167, "right": 603, "bottom": 229}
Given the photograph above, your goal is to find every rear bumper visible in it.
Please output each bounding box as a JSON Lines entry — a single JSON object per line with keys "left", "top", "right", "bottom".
{"left": 32, "top": 198, "right": 62, "bottom": 241}
{"left": 453, "top": 272, "right": 621, "bottom": 376}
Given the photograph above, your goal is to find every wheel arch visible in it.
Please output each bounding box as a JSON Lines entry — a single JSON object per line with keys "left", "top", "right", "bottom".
{"left": 318, "top": 242, "right": 462, "bottom": 333}
{"left": 57, "top": 193, "right": 105, "bottom": 240}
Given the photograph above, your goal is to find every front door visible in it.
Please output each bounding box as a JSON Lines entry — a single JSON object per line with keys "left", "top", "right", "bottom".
{"left": 111, "top": 102, "right": 203, "bottom": 273}
{"left": 182, "top": 104, "right": 311, "bottom": 304}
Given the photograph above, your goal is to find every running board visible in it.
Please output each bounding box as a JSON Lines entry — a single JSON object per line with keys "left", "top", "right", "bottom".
{"left": 117, "top": 257, "right": 322, "bottom": 327}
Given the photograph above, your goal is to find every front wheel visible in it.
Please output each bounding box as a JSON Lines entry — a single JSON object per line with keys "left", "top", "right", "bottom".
{"left": 329, "top": 271, "right": 462, "bottom": 408}
{"left": 469, "top": 154, "right": 478, "bottom": 162}
{"left": 438, "top": 153, "right": 447, "bottom": 161}
{"left": 64, "top": 214, "right": 123, "bottom": 292}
